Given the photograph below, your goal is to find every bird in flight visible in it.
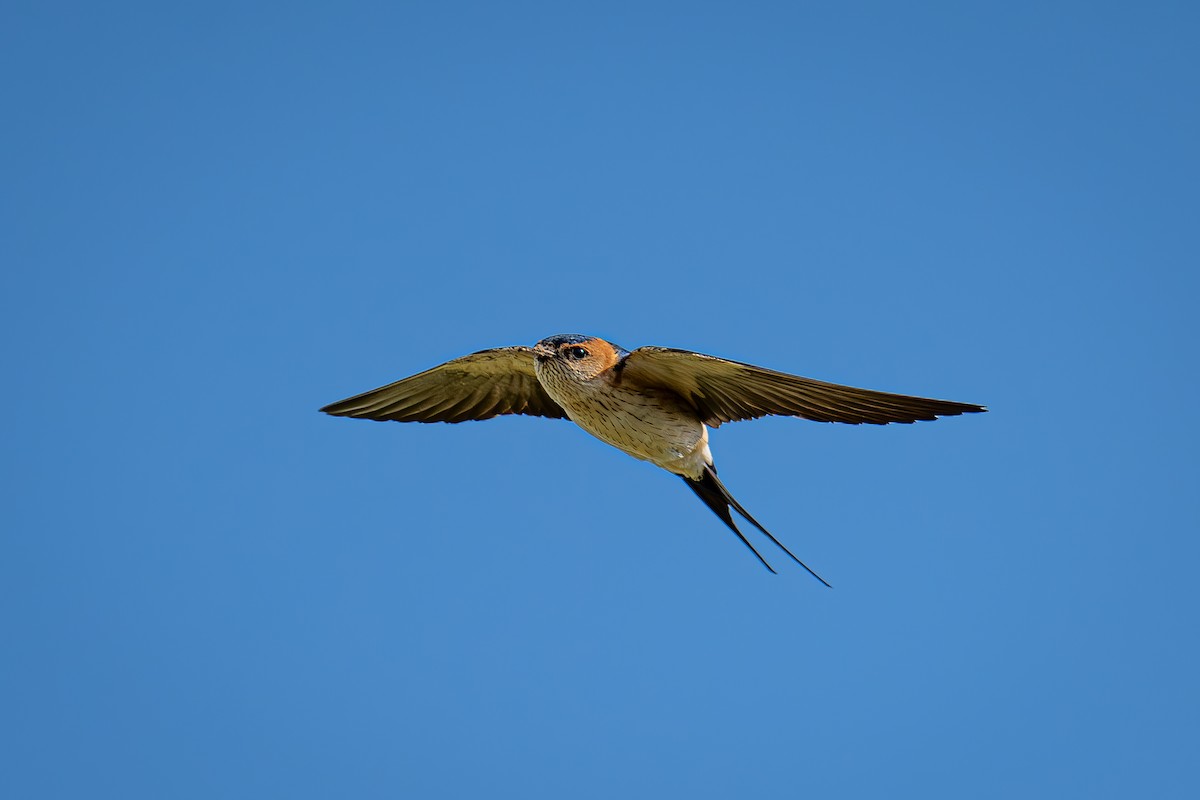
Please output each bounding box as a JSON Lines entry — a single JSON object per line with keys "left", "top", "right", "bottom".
{"left": 321, "top": 334, "right": 986, "bottom": 584}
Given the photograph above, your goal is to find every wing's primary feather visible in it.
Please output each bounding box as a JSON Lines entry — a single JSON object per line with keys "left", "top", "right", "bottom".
{"left": 619, "top": 347, "right": 985, "bottom": 427}
{"left": 320, "top": 346, "right": 568, "bottom": 423}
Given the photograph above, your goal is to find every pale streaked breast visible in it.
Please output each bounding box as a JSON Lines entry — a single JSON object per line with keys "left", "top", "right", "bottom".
{"left": 536, "top": 365, "right": 710, "bottom": 477}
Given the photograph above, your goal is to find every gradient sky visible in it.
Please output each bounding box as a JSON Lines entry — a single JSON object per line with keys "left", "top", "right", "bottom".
{"left": 3, "top": 2, "right": 1197, "bottom": 798}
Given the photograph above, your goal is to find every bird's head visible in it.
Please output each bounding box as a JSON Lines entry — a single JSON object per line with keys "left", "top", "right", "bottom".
{"left": 532, "top": 334, "right": 628, "bottom": 382}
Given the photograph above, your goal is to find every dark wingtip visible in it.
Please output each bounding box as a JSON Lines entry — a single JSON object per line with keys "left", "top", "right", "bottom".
{"left": 956, "top": 401, "right": 988, "bottom": 415}
{"left": 933, "top": 400, "right": 987, "bottom": 419}
{"left": 320, "top": 394, "right": 372, "bottom": 416}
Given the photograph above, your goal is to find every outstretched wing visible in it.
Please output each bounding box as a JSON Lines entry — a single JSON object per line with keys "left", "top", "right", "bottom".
{"left": 619, "top": 347, "right": 985, "bottom": 427}
{"left": 320, "top": 346, "right": 568, "bottom": 423}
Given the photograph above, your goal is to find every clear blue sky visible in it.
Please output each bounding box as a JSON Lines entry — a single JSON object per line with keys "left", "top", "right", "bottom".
{"left": 3, "top": 2, "right": 1197, "bottom": 798}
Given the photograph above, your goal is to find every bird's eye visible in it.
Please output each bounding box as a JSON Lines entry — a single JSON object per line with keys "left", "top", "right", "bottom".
{"left": 567, "top": 346, "right": 588, "bottom": 360}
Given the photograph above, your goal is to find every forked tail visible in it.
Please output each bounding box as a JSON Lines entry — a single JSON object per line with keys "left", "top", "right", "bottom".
{"left": 682, "top": 465, "right": 831, "bottom": 586}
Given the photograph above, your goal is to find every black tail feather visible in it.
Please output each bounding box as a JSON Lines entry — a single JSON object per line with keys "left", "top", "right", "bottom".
{"left": 683, "top": 470, "right": 778, "bottom": 574}
{"left": 682, "top": 465, "right": 831, "bottom": 587}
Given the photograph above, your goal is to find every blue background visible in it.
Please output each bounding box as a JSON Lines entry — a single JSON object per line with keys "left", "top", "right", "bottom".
{"left": 4, "top": 2, "right": 1197, "bottom": 797}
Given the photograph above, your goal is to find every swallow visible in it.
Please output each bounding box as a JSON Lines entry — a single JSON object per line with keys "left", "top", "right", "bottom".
{"left": 321, "top": 334, "right": 986, "bottom": 583}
